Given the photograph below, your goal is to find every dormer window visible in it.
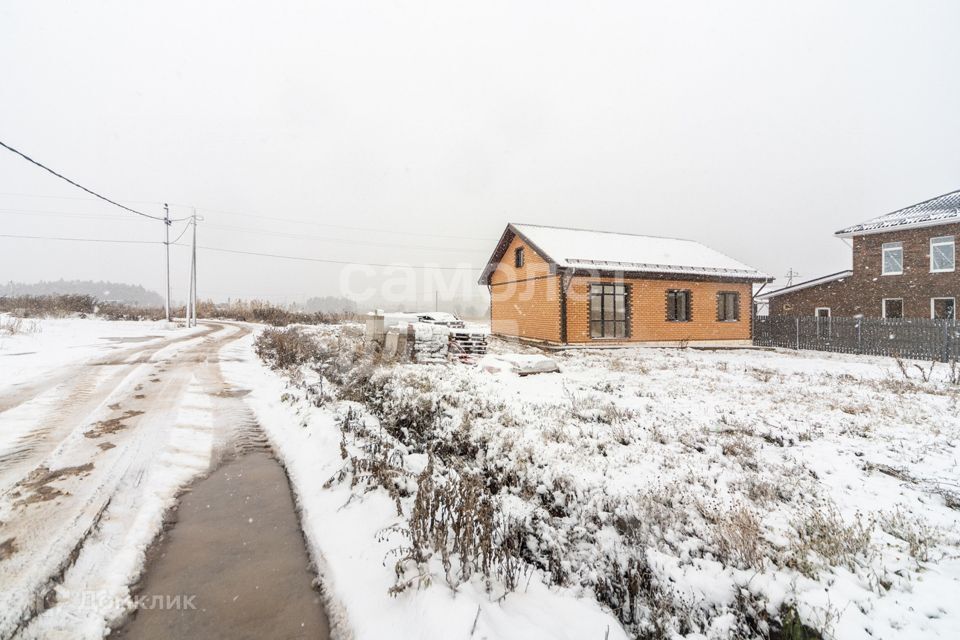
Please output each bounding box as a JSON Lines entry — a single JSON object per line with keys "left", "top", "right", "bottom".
{"left": 931, "top": 236, "right": 955, "bottom": 273}
{"left": 514, "top": 246, "right": 524, "bottom": 268}
{"left": 882, "top": 242, "right": 903, "bottom": 275}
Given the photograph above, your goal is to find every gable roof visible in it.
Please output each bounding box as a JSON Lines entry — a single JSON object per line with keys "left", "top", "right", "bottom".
{"left": 835, "top": 189, "right": 960, "bottom": 237}
{"left": 479, "top": 223, "right": 770, "bottom": 284}
{"left": 757, "top": 270, "right": 853, "bottom": 300}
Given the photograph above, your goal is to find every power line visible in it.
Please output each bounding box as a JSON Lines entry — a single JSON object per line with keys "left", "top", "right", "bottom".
{"left": 0, "top": 232, "right": 482, "bottom": 270}
{"left": 0, "top": 208, "right": 134, "bottom": 221}
{"left": 195, "top": 245, "right": 481, "bottom": 271}
{"left": 0, "top": 192, "right": 492, "bottom": 241}
{"left": 0, "top": 140, "right": 177, "bottom": 221}
{"left": 0, "top": 205, "right": 485, "bottom": 253}
{"left": 0, "top": 232, "right": 162, "bottom": 245}
{"left": 202, "top": 221, "right": 489, "bottom": 253}
{"left": 169, "top": 220, "right": 193, "bottom": 245}
{"left": 0, "top": 192, "right": 495, "bottom": 243}
{"left": 192, "top": 205, "right": 494, "bottom": 242}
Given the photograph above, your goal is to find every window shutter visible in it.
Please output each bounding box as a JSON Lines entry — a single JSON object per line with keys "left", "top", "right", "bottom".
{"left": 684, "top": 290, "right": 692, "bottom": 321}
{"left": 733, "top": 293, "right": 740, "bottom": 321}
{"left": 716, "top": 293, "right": 722, "bottom": 321}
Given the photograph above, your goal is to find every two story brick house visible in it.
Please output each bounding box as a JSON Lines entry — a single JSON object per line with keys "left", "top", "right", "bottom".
{"left": 763, "top": 189, "right": 959, "bottom": 320}
{"left": 479, "top": 223, "right": 770, "bottom": 345}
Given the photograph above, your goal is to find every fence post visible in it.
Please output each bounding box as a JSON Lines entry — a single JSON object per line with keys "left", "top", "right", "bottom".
{"left": 856, "top": 318, "right": 862, "bottom": 354}
{"left": 943, "top": 320, "right": 951, "bottom": 363}
{"left": 795, "top": 317, "right": 800, "bottom": 350}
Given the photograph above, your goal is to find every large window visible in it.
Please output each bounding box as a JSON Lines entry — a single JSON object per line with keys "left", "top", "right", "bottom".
{"left": 589, "top": 284, "right": 628, "bottom": 338}
{"left": 666, "top": 290, "right": 692, "bottom": 322}
{"left": 932, "top": 297, "right": 956, "bottom": 320}
{"left": 882, "top": 242, "right": 903, "bottom": 275}
{"left": 930, "top": 236, "right": 955, "bottom": 273}
{"left": 716, "top": 292, "right": 740, "bottom": 322}
{"left": 883, "top": 298, "right": 903, "bottom": 319}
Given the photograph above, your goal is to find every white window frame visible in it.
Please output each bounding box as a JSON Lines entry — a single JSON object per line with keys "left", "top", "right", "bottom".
{"left": 882, "top": 242, "right": 903, "bottom": 276}
{"left": 815, "top": 307, "right": 831, "bottom": 338}
{"left": 931, "top": 297, "right": 956, "bottom": 320}
{"left": 882, "top": 297, "right": 904, "bottom": 319}
{"left": 930, "top": 236, "right": 955, "bottom": 273}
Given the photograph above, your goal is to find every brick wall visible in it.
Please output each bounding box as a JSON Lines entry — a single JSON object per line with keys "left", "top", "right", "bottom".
{"left": 769, "top": 223, "right": 960, "bottom": 318}
{"left": 565, "top": 276, "right": 753, "bottom": 343}
{"left": 488, "top": 235, "right": 562, "bottom": 342}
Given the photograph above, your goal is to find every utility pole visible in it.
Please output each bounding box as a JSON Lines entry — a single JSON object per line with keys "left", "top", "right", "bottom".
{"left": 191, "top": 209, "right": 198, "bottom": 327}
{"left": 785, "top": 268, "right": 799, "bottom": 287}
{"left": 164, "top": 203, "right": 172, "bottom": 322}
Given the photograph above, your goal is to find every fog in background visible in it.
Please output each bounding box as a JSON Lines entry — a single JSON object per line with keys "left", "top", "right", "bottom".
{"left": 2, "top": 0, "right": 959, "bottom": 309}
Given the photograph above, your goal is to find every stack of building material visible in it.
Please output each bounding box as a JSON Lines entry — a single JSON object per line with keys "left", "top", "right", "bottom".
{"left": 409, "top": 322, "right": 449, "bottom": 363}
{"left": 448, "top": 329, "right": 489, "bottom": 360}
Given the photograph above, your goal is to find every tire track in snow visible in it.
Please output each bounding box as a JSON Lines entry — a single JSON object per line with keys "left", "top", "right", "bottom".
{"left": 0, "top": 322, "right": 246, "bottom": 639}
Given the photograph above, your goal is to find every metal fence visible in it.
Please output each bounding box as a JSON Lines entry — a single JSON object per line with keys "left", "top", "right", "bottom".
{"left": 753, "top": 315, "right": 960, "bottom": 361}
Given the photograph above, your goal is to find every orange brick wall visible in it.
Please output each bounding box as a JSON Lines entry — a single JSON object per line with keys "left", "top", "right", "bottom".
{"left": 565, "top": 276, "right": 753, "bottom": 343}
{"left": 489, "top": 236, "right": 562, "bottom": 342}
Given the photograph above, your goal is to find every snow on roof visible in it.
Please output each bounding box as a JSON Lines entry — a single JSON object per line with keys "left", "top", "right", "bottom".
{"left": 504, "top": 223, "right": 769, "bottom": 280}
{"left": 758, "top": 270, "right": 853, "bottom": 299}
{"left": 835, "top": 189, "right": 960, "bottom": 237}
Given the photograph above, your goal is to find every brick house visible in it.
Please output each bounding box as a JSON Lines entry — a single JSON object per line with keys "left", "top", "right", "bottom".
{"left": 762, "top": 189, "right": 960, "bottom": 320}
{"left": 478, "top": 223, "right": 770, "bottom": 345}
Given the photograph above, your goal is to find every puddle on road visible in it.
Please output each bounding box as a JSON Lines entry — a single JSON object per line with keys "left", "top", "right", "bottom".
{"left": 114, "top": 450, "right": 330, "bottom": 640}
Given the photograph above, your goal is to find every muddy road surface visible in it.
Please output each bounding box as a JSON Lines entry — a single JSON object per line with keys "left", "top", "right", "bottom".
{"left": 0, "top": 322, "right": 329, "bottom": 639}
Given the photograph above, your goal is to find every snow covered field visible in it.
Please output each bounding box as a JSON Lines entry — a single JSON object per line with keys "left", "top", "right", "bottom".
{"left": 235, "top": 324, "right": 960, "bottom": 640}
{"left": 3, "top": 317, "right": 958, "bottom": 639}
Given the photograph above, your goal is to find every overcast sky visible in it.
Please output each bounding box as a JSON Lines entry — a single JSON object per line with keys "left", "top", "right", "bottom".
{"left": 2, "top": 0, "right": 959, "bottom": 307}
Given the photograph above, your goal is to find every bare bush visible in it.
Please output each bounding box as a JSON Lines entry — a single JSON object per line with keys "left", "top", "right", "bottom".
{"left": 879, "top": 507, "right": 941, "bottom": 562}
{"left": 787, "top": 503, "right": 874, "bottom": 578}
{"left": 254, "top": 326, "right": 320, "bottom": 370}
{"left": 713, "top": 505, "right": 768, "bottom": 570}
{"left": 0, "top": 316, "right": 41, "bottom": 335}
{"left": 390, "top": 456, "right": 523, "bottom": 594}
{"left": 0, "top": 294, "right": 97, "bottom": 317}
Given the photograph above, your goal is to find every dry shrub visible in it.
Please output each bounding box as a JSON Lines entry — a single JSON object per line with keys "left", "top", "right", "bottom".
{"left": 879, "top": 507, "right": 941, "bottom": 562}
{"left": 0, "top": 316, "right": 41, "bottom": 335}
{"left": 254, "top": 326, "right": 320, "bottom": 369}
{"left": 325, "top": 408, "right": 412, "bottom": 516}
{"left": 748, "top": 366, "right": 777, "bottom": 383}
{"left": 713, "top": 505, "right": 767, "bottom": 570}
{"left": 787, "top": 502, "right": 874, "bottom": 577}
{"left": 391, "top": 456, "right": 523, "bottom": 594}
{"left": 0, "top": 294, "right": 96, "bottom": 317}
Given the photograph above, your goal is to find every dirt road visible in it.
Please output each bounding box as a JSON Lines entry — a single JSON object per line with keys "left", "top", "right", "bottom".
{"left": 0, "top": 322, "right": 329, "bottom": 639}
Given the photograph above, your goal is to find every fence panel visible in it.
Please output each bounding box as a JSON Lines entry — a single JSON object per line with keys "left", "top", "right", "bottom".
{"left": 753, "top": 315, "right": 959, "bottom": 362}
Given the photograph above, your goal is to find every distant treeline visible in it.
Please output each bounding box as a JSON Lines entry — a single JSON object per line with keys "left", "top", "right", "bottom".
{"left": 0, "top": 294, "right": 354, "bottom": 326}
{"left": 1, "top": 280, "right": 164, "bottom": 307}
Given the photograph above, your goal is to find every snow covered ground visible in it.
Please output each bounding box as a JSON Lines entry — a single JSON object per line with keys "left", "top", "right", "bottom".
{"left": 221, "top": 329, "right": 628, "bottom": 640}
{"left": 3, "top": 317, "right": 958, "bottom": 639}
{"left": 234, "top": 324, "right": 960, "bottom": 640}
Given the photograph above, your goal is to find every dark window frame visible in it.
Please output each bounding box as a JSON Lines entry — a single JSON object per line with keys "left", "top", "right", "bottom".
{"left": 514, "top": 246, "right": 525, "bottom": 268}
{"left": 716, "top": 291, "right": 740, "bottom": 322}
{"left": 589, "top": 283, "right": 629, "bottom": 339}
{"left": 666, "top": 289, "right": 692, "bottom": 322}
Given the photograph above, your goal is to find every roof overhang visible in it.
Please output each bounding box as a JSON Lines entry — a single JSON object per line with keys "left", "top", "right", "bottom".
{"left": 479, "top": 223, "right": 770, "bottom": 285}
{"left": 477, "top": 224, "right": 557, "bottom": 285}
{"left": 758, "top": 270, "right": 853, "bottom": 299}
{"left": 835, "top": 216, "right": 960, "bottom": 238}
